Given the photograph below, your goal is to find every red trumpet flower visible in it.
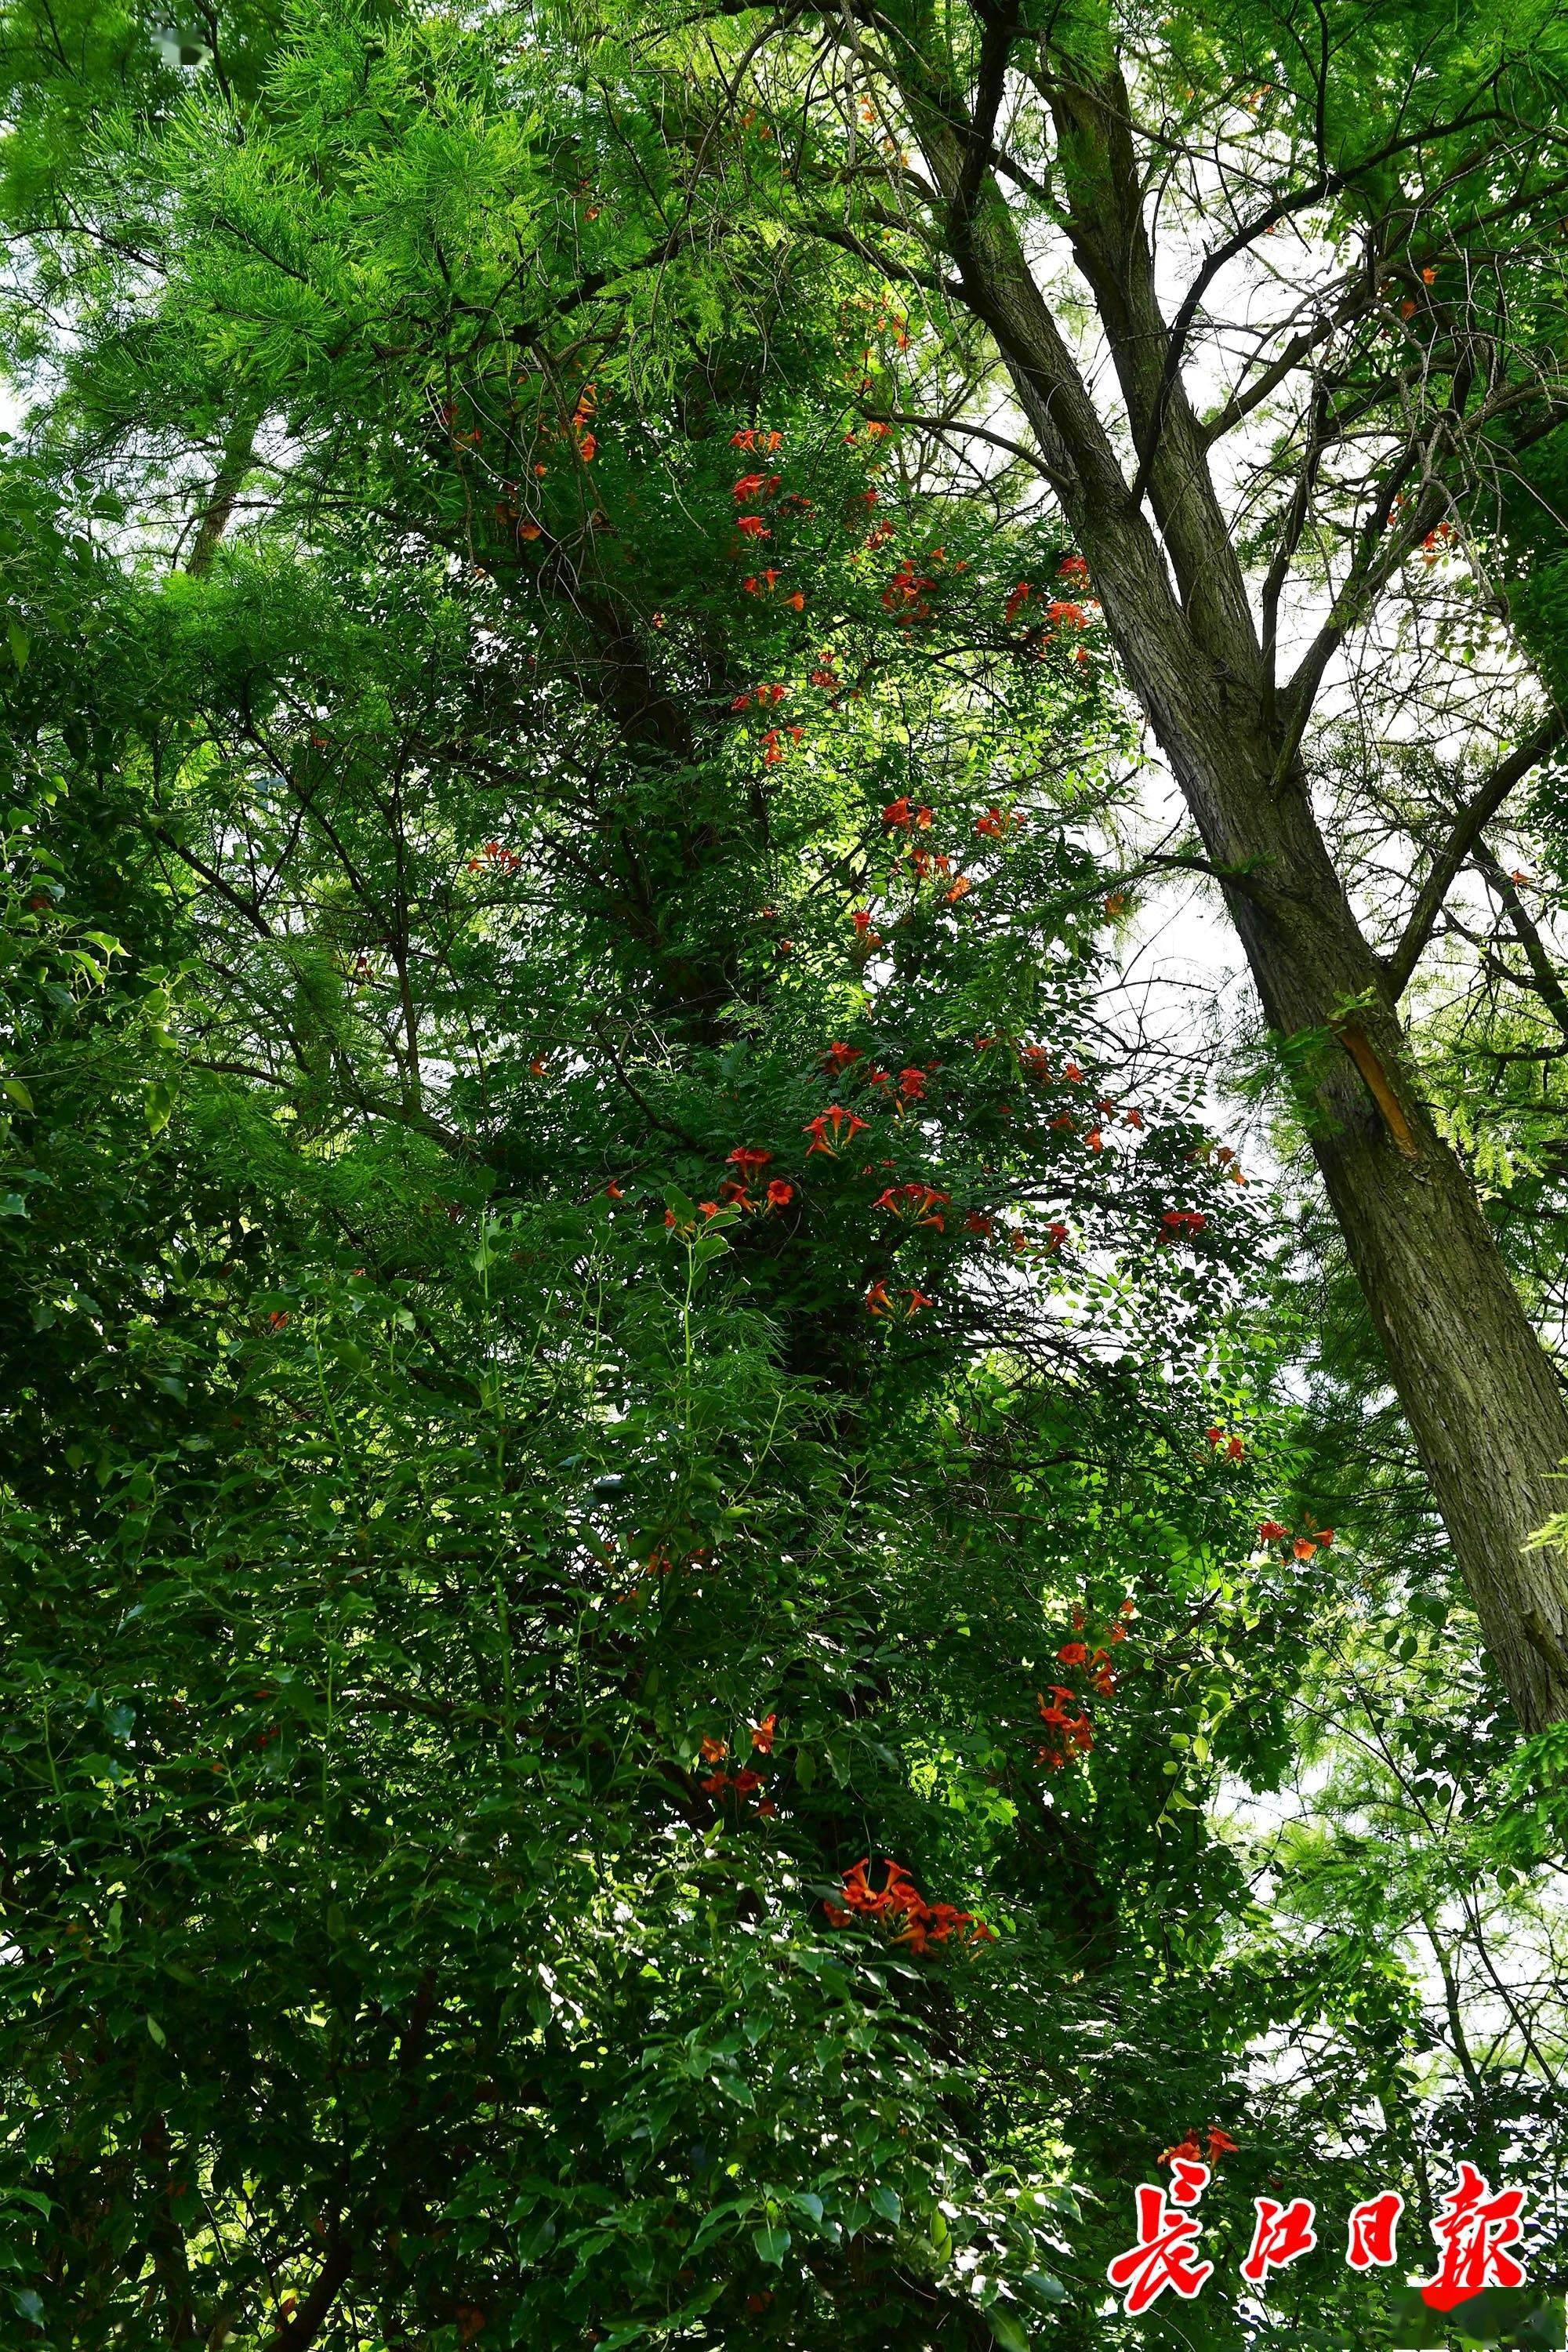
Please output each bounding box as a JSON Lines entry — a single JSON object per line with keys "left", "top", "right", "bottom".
{"left": 804, "top": 1105, "right": 870, "bottom": 1155}
{"left": 1160, "top": 1209, "right": 1207, "bottom": 1240}
{"left": 826, "top": 1858, "right": 992, "bottom": 1951}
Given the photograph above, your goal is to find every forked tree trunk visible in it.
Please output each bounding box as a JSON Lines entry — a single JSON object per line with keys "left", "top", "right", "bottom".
{"left": 1057, "top": 413, "right": 1568, "bottom": 1738}
{"left": 884, "top": 47, "right": 1568, "bottom": 1729}
{"left": 1174, "top": 713, "right": 1568, "bottom": 1734}
{"left": 1065, "top": 483, "right": 1568, "bottom": 1731}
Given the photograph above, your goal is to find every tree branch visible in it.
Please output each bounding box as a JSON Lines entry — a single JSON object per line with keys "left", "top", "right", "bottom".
{"left": 263, "top": 2231, "right": 352, "bottom": 2352}
{"left": 1475, "top": 844, "right": 1568, "bottom": 1044}
{"left": 866, "top": 405, "right": 1051, "bottom": 475}
{"left": 148, "top": 825, "right": 276, "bottom": 939}
{"left": 1387, "top": 714, "right": 1566, "bottom": 993}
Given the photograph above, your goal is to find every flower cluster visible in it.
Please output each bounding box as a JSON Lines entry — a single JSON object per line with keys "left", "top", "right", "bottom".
{"left": 1256, "top": 1516, "right": 1334, "bottom": 1560}
{"left": 724, "top": 439, "right": 812, "bottom": 606}
{"left": 717, "top": 1146, "right": 795, "bottom": 1214}
{"left": 1035, "top": 1599, "right": 1133, "bottom": 1767}
{"left": 1036, "top": 1686, "right": 1094, "bottom": 1763}
{"left": 805, "top": 1105, "right": 870, "bottom": 1156}
{"left": 1004, "top": 559, "right": 1098, "bottom": 659}
{"left": 880, "top": 556, "right": 939, "bottom": 623}
{"left": 695, "top": 1717, "right": 779, "bottom": 1817}
{"left": 1160, "top": 1208, "right": 1208, "bottom": 1242}
{"left": 1160, "top": 2129, "right": 1240, "bottom": 2167}
{"left": 975, "top": 804, "right": 1024, "bottom": 839}
{"left": 760, "top": 724, "right": 804, "bottom": 765}
{"left": 1189, "top": 1138, "right": 1247, "bottom": 1185}
{"left": 866, "top": 1280, "right": 932, "bottom": 1318}
{"left": 741, "top": 568, "right": 805, "bottom": 609}
{"left": 570, "top": 381, "right": 597, "bottom": 464}
{"left": 825, "top": 1857, "right": 994, "bottom": 1953}
{"left": 466, "top": 838, "right": 521, "bottom": 875}
{"left": 872, "top": 1180, "right": 949, "bottom": 1230}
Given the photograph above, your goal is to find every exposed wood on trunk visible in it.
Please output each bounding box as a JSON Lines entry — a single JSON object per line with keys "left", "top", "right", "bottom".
{"left": 1334, "top": 1022, "right": 1422, "bottom": 1159}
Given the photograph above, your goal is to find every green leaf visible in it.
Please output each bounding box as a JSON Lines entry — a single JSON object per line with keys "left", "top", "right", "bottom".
{"left": 987, "top": 2312, "right": 1030, "bottom": 2352}
{"left": 516, "top": 2216, "right": 556, "bottom": 2263}
{"left": 868, "top": 2184, "right": 900, "bottom": 2224}
{"left": 752, "top": 2225, "right": 791, "bottom": 2266}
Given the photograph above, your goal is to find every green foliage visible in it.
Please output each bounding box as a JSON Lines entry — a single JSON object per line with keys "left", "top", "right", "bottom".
{"left": 0, "top": 5, "right": 1564, "bottom": 2348}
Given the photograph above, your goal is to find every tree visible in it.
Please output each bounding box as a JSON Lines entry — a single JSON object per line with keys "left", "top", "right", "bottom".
{"left": 2, "top": 6, "right": 1566, "bottom": 2345}
{"left": 663, "top": 0, "right": 1568, "bottom": 1730}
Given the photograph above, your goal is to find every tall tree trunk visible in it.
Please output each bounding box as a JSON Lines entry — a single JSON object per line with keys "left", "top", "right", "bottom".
{"left": 1185, "top": 716, "right": 1568, "bottom": 1735}
{"left": 883, "top": 39, "right": 1568, "bottom": 1729}
{"left": 1081, "top": 523, "right": 1568, "bottom": 1730}
{"left": 186, "top": 414, "right": 258, "bottom": 579}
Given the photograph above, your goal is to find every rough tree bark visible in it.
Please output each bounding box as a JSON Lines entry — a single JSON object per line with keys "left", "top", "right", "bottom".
{"left": 877, "top": 43, "right": 1568, "bottom": 1728}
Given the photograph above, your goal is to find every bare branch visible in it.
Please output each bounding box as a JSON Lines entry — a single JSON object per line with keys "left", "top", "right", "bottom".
{"left": 866, "top": 405, "right": 1051, "bottom": 475}
{"left": 1387, "top": 715, "right": 1566, "bottom": 993}
{"left": 1474, "top": 846, "right": 1568, "bottom": 1046}
{"left": 263, "top": 2233, "right": 352, "bottom": 2352}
